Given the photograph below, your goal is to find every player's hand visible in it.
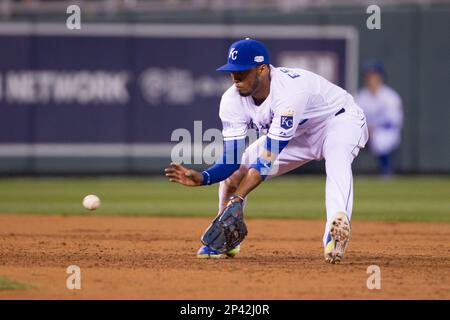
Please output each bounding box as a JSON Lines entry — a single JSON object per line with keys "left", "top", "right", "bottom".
{"left": 164, "top": 162, "right": 204, "bottom": 187}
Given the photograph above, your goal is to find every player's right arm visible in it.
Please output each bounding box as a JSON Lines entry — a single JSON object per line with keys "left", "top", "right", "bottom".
{"left": 232, "top": 91, "right": 309, "bottom": 199}
{"left": 165, "top": 91, "right": 248, "bottom": 187}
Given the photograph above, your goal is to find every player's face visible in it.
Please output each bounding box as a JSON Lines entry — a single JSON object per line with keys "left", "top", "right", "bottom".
{"left": 364, "top": 72, "right": 383, "bottom": 93}
{"left": 230, "top": 66, "right": 263, "bottom": 97}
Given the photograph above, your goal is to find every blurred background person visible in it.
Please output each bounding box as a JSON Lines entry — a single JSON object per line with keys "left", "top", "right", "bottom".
{"left": 356, "top": 59, "right": 404, "bottom": 177}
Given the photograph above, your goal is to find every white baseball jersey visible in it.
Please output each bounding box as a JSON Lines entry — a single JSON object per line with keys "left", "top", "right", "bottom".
{"left": 355, "top": 85, "right": 403, "bottom": 155}
{"left": 216, "top": 65, "right": 369, "bottom": 248}
{"left": 219, "top": 65, "right": 362, "bottom": 142}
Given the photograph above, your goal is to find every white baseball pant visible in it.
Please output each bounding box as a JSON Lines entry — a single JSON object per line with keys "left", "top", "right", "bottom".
{"left": 217, "top": 105, "right": 369, "bottom": 248}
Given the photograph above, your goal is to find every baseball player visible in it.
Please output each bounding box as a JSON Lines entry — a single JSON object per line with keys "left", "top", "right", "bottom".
{"left": 355, "top": 60, "right": 403, "bottom": 176}
{"left": 165, "top": 38, "right": 368, "bottom": 264}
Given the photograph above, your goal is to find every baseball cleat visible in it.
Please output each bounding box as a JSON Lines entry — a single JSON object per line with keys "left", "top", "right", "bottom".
{"left": 196, "top": 245, "right": 224, "bottom": 259}
{"left": 196, "top": 244, "right": 241, "bottom": 259}
{"left": 324, "top": 212, "right": 351, "bottom": 264}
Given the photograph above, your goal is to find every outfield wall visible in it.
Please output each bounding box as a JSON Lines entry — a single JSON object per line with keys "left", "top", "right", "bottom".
{"left": 0, "top": 4, "right": 448, "bottom": 174}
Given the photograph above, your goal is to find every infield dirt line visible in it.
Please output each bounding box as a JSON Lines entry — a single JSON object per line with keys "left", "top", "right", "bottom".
{"left": 0, "top": 215, "right": 449, "bottom": 299}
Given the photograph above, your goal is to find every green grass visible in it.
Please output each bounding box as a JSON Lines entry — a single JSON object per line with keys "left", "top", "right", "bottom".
{"left": 0, "top": 276, "right": 34, "bottom": 291}
{"left": 0, "top": 176, "right": 448, "bottom": 222}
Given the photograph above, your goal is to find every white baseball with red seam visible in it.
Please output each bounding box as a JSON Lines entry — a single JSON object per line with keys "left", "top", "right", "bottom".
{"left": 82, "top": 195, "right": 101, "bottom": 210}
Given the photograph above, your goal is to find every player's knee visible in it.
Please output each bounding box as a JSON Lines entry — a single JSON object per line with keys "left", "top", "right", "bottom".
{"left": 324, "top": 145, "right": 354, "bottom": 164}
{"left": 325, "top": 150, "right": 353, "bottom": 173}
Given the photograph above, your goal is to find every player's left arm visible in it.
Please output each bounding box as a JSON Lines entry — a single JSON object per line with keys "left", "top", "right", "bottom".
{"left": 234, "top": 96, "right": 308, "bottom": 198}
{"left": 233, "top": 136, "right": 290, "bottom": 198}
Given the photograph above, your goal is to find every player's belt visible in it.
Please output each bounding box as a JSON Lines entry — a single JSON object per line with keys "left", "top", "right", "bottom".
{"left": 335, "top": 108, "right": 345, "bottom": 116}
{"left": 299, "top": 119, "right": 308, "bottom": 125}
{"left": 299, "top": 108, "right": 345, "bottom": 126}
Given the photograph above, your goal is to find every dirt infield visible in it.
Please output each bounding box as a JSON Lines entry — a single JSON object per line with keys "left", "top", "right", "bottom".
{"left": 0, "top": 215, "right": 448, "bottom": 299}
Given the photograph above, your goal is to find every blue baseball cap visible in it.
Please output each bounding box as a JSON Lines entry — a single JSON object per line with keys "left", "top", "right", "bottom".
{"left": 216, "top": 38, "right": 270, "bottom": 72}
{"left": 362, "top": 59, "right": 385, "bottom": 77}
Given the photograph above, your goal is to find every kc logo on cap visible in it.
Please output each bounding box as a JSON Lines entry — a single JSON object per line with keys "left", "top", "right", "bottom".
{"left": 217, "top": 38, "right": 270, "bottom": 72}
{"left": 229, "top": 48, "right": 238, "bottom": 60}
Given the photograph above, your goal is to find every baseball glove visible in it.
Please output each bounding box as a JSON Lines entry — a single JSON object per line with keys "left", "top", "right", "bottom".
{"left": 201, "top": 196, "right": 248, "bottom": 253}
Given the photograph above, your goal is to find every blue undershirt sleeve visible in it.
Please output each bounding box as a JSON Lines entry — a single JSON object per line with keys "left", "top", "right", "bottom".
{"left": 201, "top": 138, "right": 246, "bottom": 185}
{"left": 249, "top": 136, "right": 290, "bottom": 180}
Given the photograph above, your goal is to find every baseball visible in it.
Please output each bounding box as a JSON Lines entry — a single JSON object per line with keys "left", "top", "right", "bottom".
{"left": 82, "top": 194, "right": 101, "bottom": 210}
